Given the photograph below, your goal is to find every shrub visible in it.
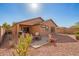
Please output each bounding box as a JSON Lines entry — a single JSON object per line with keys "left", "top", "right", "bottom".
{"left": 16, "top": 33, "right": 32, "bottom": 56}
{"left": 75, "top": 31, "right": 79, "bottom": 40}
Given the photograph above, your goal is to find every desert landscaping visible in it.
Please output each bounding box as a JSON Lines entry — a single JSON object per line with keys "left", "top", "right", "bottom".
{"left": 0, "top": 34, "right": 79, "bottom": 56}
{"left": 0, "top": 17, "right": 79, "bottom": 56}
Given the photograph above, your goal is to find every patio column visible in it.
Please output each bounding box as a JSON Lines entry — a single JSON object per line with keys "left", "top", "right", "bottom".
{"left": 12, "top": 24, "right": 20, "bottom": 45}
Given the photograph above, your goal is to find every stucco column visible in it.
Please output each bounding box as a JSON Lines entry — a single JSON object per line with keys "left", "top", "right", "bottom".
{"left": 12, "top": 24, "right": 20, "bottom": 45}
{"left": 15, "top": 24, "right": 20, "bottom": 44}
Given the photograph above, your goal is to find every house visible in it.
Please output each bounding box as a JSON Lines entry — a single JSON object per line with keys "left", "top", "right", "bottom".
{"left": 12, "top": 17, "right": 58, "bottom": 40}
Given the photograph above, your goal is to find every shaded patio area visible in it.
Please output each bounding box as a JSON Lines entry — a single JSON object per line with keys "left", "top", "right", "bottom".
{"left": 31, "top": 36, "right": 48, "bottom": 48}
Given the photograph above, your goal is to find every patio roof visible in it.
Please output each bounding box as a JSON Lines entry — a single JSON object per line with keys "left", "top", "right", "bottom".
{"left": 16, "top": 17, "right": 44, "bottom": 25}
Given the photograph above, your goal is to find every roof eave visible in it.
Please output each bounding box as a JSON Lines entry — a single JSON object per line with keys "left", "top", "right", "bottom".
{"left": 16, "top": 17, "right": 44, "bottom": 25}
{"left": 47, "top": 19, "right": 58, "bottom": 27}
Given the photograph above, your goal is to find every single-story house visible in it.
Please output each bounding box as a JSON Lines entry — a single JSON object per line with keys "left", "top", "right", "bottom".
{"left": 12, "top": 17, "right": 58, "bottom": 40}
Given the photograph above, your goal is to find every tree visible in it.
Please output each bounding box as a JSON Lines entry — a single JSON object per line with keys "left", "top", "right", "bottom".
{"left": 12, "top": 22, "right": 16, "bottom": 26}
{"left": 2, "top": 22, "right": 11, "bottom": 31}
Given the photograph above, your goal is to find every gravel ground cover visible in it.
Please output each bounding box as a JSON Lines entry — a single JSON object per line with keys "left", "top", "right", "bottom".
{"left": 0, "top": 34, "right": 79, "bottom": 56}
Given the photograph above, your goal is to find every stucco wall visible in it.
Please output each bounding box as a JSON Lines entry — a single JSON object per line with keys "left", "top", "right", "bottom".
{"left": 31, "top": 20, "right": 56, "bottom": 36}
{"left": 41, "top": 20, "right": 56, "bottom": 33}
{"left": 32, "top": 25, "right": 49, "bottom": 36}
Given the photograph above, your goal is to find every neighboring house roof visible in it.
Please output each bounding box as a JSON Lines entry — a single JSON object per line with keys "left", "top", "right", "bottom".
{"left": 16, "top": 17, "right": 44, "bottom": 25}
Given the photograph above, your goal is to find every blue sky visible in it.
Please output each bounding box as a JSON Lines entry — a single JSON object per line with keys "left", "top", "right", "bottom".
{"left": 0, "top": 3, "right": 79, "bottom": 27}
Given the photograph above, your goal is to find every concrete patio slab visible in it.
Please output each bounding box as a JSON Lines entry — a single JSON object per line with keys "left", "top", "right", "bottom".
{"left": 31, "top": 36, "right": 48, "bottom": 48}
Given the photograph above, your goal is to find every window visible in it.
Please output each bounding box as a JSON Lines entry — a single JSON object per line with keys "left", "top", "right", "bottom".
{"left": 41, "top": 25, "right": 49, "bottom": 31}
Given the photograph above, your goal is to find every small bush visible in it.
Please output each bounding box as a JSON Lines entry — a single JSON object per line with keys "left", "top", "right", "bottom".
{"left": 75, "top": 31, "right": 79, "bottom": 40}
{"left": 75, "top": 31, "right": 79, "bottom": 35}
{"left": 16, "top": 33, "right": 32, "bottom": 56}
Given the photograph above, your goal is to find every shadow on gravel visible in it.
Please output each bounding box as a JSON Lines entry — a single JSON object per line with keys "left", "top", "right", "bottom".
{"left": 56, "top": 34, "right": 77, "bottom": 43}
{"left": 0, "top": 32, "right": 15, "bottom": 49}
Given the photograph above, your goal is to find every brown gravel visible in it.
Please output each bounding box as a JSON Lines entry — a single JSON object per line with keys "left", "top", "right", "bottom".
{"left": 0, "top": 34, "right": 79, "bottom": 56}
{"left": 28, "top": 41, "right": 79, "bottom": 56}
{"left": 0, "top": 41, "right": 79, "bottom": 56}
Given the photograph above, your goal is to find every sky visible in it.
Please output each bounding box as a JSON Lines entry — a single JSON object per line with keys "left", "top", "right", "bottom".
{"left": 0, "top": 3, "right": 79, "bottom": 27}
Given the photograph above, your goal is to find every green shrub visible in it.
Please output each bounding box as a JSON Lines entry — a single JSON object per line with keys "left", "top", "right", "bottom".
{"left": 74, "top": 31, "right": 79, "bottom": 40}
{"left": 75, "top": 31, "right": 79, "bottom": 35}
{"left": 16, "top": 34, "right": 32, "bottom": 56}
